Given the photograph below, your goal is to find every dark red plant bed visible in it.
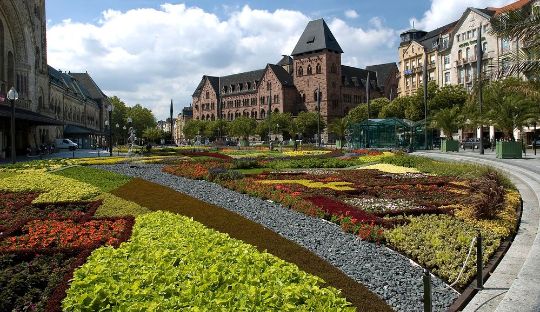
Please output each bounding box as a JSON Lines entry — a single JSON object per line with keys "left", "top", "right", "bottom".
{"left": 306, "top": 196, "right": 380, "bottom": 223}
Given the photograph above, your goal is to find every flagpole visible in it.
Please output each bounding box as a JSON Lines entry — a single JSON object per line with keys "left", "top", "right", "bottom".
{"left": 477, "top": 24, "right": 484, "bottom": 155}
{"left": 366, "top": 72, "right": 370, "bottom": 148}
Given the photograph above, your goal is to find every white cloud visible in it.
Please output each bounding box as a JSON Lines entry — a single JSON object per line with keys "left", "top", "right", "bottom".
{"left": 409, "top": 0, "right": 515, "bottom": 31}
{"left": 344, "top": 9, "right": 359, "bottom": 19}
{"left": 47, "top": 4, "right": 398, "bottom": 120}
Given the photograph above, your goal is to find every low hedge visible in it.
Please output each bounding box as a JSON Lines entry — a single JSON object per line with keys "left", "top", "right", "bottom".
{"left": 63, "top": 211, "right": 355, "bottom": 311}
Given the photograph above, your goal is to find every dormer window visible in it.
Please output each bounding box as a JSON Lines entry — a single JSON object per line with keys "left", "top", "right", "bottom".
{"left": 231, "top": 85, "right": 235, "bottom": 92}
{"left": 223, "top": 86, "right": 228, "bottom": 93}
{"left": 238, "top": 83, "right": 243, "bottom": 91}
{"left": 307, "top": 36, "right": 315, "bottom": 44}
{"left": 247, "top": 82, "right": 251, "bottom": 90}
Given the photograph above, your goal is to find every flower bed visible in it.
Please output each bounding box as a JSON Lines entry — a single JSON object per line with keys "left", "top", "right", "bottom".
{"left": 63, "top": 211, "right": 355, "bottom": 311}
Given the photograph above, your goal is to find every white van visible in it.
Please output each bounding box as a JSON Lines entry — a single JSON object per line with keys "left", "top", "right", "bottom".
{"left": 55, "top": 138, "right": 78, "bottom": 150}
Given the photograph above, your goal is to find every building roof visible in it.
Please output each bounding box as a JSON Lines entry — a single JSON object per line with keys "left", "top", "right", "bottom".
{"left": 48, "top": 66, "right": 99, "bottom": 107}
{"left": 492, "top": 0, "right": 531, "bottom": 14}
{"left": 419, "top": 20, "right": 458, "bottom": 51}
{"left": 268, "top": 64, "right": 294, "bottom": 87}
{"left": 219, "top": 69, "right": 265, "bottom": 95}
{"left": 291, "top": 19, "right": 343, "bottom": 56}
{"left": 341, "top": 65, "right": 378, "bottom": 90}
{"left": 191, "top": 75, "right": 219, "bottom": 97}
{"left": 277, "top": 55, "right": 293, "bottom": 66}
{"left": 365, "top": 62, "right": 398, "bottom": 88}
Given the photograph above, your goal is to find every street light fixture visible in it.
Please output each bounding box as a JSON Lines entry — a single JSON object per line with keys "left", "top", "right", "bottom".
{"left": 7, "top": 87, "right": 18, "bottom": 164}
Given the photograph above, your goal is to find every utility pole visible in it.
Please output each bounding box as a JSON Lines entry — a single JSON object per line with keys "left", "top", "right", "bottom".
{"left": 477, "top": 24, "right": 484, "bottom": 155}
{"left": 170, "top": 99, "right": 174, "bottom": 144}
{"left": 423, "top": 49, "right": 428, "bottom": 150}
{"left": 366, "top": 72, "right": 370, "bottom": 148}
{"left": 317, "top": 84, "right": 321, "bottom": 147}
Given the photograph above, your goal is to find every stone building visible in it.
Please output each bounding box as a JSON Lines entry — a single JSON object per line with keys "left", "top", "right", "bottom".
{"left": 192, "top": 19, "right": 397, "bottom": 131}
{"left": 174, "top": 106, "right": 193, "bottom": 144}
{"left": 397, "top": 0, "right": 539, "bottom": 97}
{"left": 0, "top": 0, "right": 110, "bottom": 159}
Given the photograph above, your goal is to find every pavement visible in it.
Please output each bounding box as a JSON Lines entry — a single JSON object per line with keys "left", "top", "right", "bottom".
{"left": 413, "top": 149, "right": 540, "bottom": 312}
{"left": 0, "top": 148, "right": 127, "bottom": 164}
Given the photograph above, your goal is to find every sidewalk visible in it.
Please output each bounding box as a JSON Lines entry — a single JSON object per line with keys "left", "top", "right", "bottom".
{"left": 0, "top": 149, "right": 125, "bottom": 164}
{"left": 414, "top": 150, "right": 540, "bottom": 312}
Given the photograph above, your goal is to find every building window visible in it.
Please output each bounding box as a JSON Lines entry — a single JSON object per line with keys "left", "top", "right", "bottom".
{"left": 205, "top": 91, "right": 209, "bottom": 99}
{"left": 482, "top": 42, "right": 487, "bottom": 53}
{"left": 444, "top": 72, "right": 450, "bottom": 84}
{"left": 267, "top": 81, "right": 271, "bottom": 91}
{"left": 465, "top": 47, "right": 470, "bottom": 60}
{"left": 429, "top": 55, "right": 435, "bottom": 64}
{"left": 239, "top": 83, "right": 243, "bottom": 91}
{"left": 330, "top": 63, "right": 337, "bottom": 73}
{"left": 307, "top": 65, "right": 312, "bottom": 75}
{"left": 316, "top": 63, "right": 321, "bottom": 74}
{"left": 444, "top": 55, "right": 450, "bottom": 66}
{"left": 297, "top": 66, "right": 303, "bottom": 77}
{"left": 472, "top": 29, "right": 476, "bottom": 38}
{"left": 457, "top": 34, "right": 461, "bottom": 42}
{"left": 458, "top": 50, "right": 462, "bottom": 61}
{"left": 501, "top": 38, "right": 510, "bottom": 53}
{"left": 302, "top": 93, "right": 306, "bottom": 103}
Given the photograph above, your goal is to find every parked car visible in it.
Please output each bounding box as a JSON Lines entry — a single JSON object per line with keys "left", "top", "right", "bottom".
{"left": 528, "top": 139, "right": 540, "bottom": 148}
{"left": 460, "top": 138, "right": 491, "bottom": 150}
{"left": 55, "top": 138, "right": 78, "bottom": 151}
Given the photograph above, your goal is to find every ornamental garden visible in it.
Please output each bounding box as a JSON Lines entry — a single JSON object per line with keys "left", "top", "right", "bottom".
{"left": 0, "top": 147, "right": 520, "bottom": 311}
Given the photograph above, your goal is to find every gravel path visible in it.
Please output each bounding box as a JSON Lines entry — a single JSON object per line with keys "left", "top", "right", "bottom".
{"left": 100, "top": 164, "right": 458, "bottom": 311}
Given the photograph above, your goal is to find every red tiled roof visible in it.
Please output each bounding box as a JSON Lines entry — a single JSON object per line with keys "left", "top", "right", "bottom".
{"left": 493, "top": 0, "right": 531, "bottom": 15}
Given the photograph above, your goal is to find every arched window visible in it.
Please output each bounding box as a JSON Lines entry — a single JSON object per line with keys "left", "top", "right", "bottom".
{"left": 260, "top": 109, "right": 266, "bottom": 119}
{"left": 316, "top": 63, "right": 321, "bottom": 74}
{"left": 330, "top": 63, "right": 337, "bottom": 73}
{"left": 465, "top": 47, "right": 470, "bottom": 60}
{"left": 274, "top": 108, "right": 279, "bottom": 114}
{"left": 307, "top": 65, "right": 312, "bottom": 75}
{"left": 297, "top": 66, "right": 303, "bottom": 77}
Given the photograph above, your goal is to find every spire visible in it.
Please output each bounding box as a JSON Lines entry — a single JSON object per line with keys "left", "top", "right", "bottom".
{"left": 291, "top": 19, "right": 343, "bottom": 56}
{"left": 170, "top": 99, "right": 173, "bottom": 117}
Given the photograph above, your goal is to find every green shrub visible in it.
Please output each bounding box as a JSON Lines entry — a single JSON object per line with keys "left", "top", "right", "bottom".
{"left": 232, "top": 159, "right": 261, "bottom": 169}
{"left": 53, "top": 166, "right": 131, "bottom": 192}
{"left": 94, "top": 193, "right": 150, "bottom": 217}
{"left": 63, "top": 211, "right": 354, "bottom": 311}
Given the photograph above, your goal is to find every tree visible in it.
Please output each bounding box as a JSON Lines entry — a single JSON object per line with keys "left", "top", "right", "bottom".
{"left": 205, "top": 120, "right": 229, "bottom": 141}
{"left": 328, "top": 117, "right": 350, "bottom": 149}
{"left": 484, "top": 79, "right": 538, "bottom": 140}
{"left": 229, "top": 117, "right": 257, "bottom": 140}
{"left": 294, "top": 111, "right": 324, "bottom": 140}
{"left": 183, "top": 120, "right": 206, "bottom": 140}
{"left": 142, "top": 127, "right": 163, "bottom": 144}
{"left": 127, "top": 104, "right": 157, "bottom": 138}
{"left": 109, "top": 96, "right": 129, "bottom": 143}
{"left": 270, "top": 112, "right": 294, "bottom": 139}
{"left": 430, "top": 84, "right": 467, "bottom": 112}
{"left": 347, "top": 98, "right": 387, "bottom": 124}
{"left": 430, "top": 106, "right": 462, "bottom": 139}
{"left": 379, "top": 96, "right": 410, "bottom": 119}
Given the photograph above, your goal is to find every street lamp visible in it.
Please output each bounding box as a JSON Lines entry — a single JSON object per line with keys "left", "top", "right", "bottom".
{"left": 7, "top": 87, "right": 18, "bottom": 164}
{"left": 107, "top": 105, "right": 113, "bottom": 156}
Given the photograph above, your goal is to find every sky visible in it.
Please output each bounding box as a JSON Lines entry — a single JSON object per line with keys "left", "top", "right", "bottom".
{"left": 45, "top": 0, "right": 515, "bottom": 120}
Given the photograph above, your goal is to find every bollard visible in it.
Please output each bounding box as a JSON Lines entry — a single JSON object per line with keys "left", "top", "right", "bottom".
{"left": 476, "top": 230, "right": 483, "bottom": 289}
{"left": 423, "top": 269, "right": 432, "bottom": 312}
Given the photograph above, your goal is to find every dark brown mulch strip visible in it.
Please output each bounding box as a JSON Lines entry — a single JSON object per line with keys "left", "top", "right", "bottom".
{"left": 112, "top": 178, "right": 392, "bottom": 312}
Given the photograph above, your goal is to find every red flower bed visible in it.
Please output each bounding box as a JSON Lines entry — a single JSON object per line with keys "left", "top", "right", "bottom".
{"left": 0, "top": 189, "right": 134, "bottom": 312}
{"left": 180, "top": 151, "right": 233, "bottom": 161}
{"left": 306, "top": 196, "right": 379, "bottom": 223}
{"left": 0, "top": 218, "right": 131, "bottom": 252}
{"left": 163, "top": 161, "right": 232, "bottom": 180}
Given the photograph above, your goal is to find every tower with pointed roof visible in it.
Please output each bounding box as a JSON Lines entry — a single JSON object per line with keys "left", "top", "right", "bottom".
{"left": 291, "top": 18, "right": 344, "bottom": 121}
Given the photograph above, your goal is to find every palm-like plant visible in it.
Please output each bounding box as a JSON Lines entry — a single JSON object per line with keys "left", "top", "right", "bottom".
{"left": 490, "top": 4, "right": 540, "bottom": 81}
{"left": 430, "top": 106, "right": 462, "bottom": 140}
{"left": 484, "top": 80, "right": 538, "bottom": 140}
{"left": 328, "top": 117, "right": 350, "bottom": 150}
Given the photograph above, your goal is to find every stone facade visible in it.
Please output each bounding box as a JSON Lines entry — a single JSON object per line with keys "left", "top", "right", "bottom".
{"left": 0, "top": 0, "right": 110, "bottom": 158}
{"left": 192, "top": 19, "right": 395, "bottom": 130}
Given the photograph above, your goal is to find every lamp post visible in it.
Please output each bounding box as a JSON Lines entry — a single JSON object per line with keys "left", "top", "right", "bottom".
{"left": 7, "top": 87, "right": 18, "bottom": 164}
{"left": 115, "top": 123, "right": 120, "bottom": 155}
{"left": 107, "top": 105, "right": 113, "bottom": 156}
{"left": 123, "top": 125, "right": 127, "bottom": 145}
